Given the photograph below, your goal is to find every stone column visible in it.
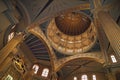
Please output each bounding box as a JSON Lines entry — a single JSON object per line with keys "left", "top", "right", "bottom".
{"left": 50, "top": 72, "right": 58, "bottom": 80}
{"left": 97, "top": 11, "right": 120, "bottom": 56}
{"left": 93, "top": 0, "right": 120, "bottom": 57}
{"left": 0, "top": 34, "right": 24, "bottom": 65}
{"left": 106, "top": 68, "right": 116, "bottom": 80}
{"left": 94, "top": 16, "right": 109, "bottom": 65}
{"left": 0, "top": 54, "right": 13, "bottom": 79}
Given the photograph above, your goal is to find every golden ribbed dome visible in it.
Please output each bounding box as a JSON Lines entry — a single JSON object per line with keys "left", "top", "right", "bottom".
{"left": 55, "top": 12, "right": 91, "bottom": 36}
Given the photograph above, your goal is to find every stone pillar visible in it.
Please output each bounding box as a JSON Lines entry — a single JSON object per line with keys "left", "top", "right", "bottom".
{"left": 94, "top": 16, "right": 109, "bottom": 65}
{"left": 97, "top": 11, "right": 120, "bottom": 57}
{"left": 50, "top": 72, "right": 58, "bottom": 80}
{"left": 0, "top": 54, "right": 13, "bottom": 72}
{"left": 0, "top": 34, "right": 24, "bottom": 65}
{"left": 93, "top": 0, "right": 120, "bottom": 57}
{"left": 106, "top": 68, "right": 116, "bottom": 80}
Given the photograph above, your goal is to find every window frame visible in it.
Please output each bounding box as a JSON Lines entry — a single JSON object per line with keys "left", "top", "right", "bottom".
{"left": 41, "top": 68, "right": 49, "bottom": 77}
{"left": 8, "top": 32, "right": 15, "bottom": 42}
{"left": 74, "top": 76, "right": 77, "bottom": 80}
{"left": 92, "top": 74, "right": 96, "bottom": 80}
{"left": 5, "top": 74, "right": 13, "bottom": 80}
{"left": 110, "top": 55, "right": 117, "bottom": 63}
{"left": 32, "top": 64, "right": 39, "bottom": 74}
{"left": 81, "top": 74, "right": 88, "bottom": 80}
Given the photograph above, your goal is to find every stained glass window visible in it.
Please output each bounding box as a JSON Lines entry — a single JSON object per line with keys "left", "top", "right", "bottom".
{"left": 8, "top": 32, "right": 15, "bottom": 42}
{"left": 5, "top": 75, "right": 13, "bottom": 80}
{"left": 92, "top": 75, "right": 96, "bottom": 80}
{"left": 41, "top": 68, "right": 49, "bottom": 77}
{"left": 74, "top": 76, "right": 77, "bottom": 80}
{"left": 81, "top": 74, "right": 88, "bottom": 80}
{"left": 32, "top": 64, "right": 39, "bottom": 74}
{"left": 111, "top": 55, "right": 117, "bottom": 63}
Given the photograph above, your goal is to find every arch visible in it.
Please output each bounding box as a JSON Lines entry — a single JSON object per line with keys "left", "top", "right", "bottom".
{"left": 3, "top": 0, "right": 30, "bottom": 45}
{"left": 54, "top": 52, "right": 105, "bottom": 72}
{"left": 27, "top": 25, "right": 57, "bottom": 71}
{"left": 27, "top": 25, "right": 105, "bottom": 73}
{"left": 16, "top": 0, "right": 31, "bottom": 25}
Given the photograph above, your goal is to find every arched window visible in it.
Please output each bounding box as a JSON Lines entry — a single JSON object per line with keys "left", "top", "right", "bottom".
{"left": 5, "top": 74, "right": 13, "bottom": 80}
{"left": 32, "top": 64, "right": 39, "bottom": 74}
{"left": 41, "top": 68, "right": 49, "bottom": 77}
{"left": 92, "top": 75, "right": 96, "bottom": 80}
{"left": 81, "top": 74, "right": 88, "bottom": 80}
{"left": 111, "top": 55, "right": 117, "bottom": 63}
{"left": 8, "top": 32, "right": 15, "bottom": 42}
{"left": 74, "top": 76, "right": 77, "bottom": 80}
{"left": 7, "top": 25, "right": 16, "bottom": 42}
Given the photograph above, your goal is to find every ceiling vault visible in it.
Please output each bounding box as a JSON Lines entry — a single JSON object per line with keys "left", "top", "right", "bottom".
{"left": 27, "top": 25, "right": 57, "bottom": 71}
{"left": 54, "top": 51, "right": 104, "bottom": 72}
{"left": 20, "top": 0, "right": 91, "bottom": 27}
{"left": 27, "top": 24, "right": 105, "bottom": 72}
{"left": 65, "top": 61, "right": 93, "bottom": 78}
{"left": 33, "top": 2, "right": 91, "bottom": 26}
{"left": 0, "top": 0, "right": 120, "bottom": 79}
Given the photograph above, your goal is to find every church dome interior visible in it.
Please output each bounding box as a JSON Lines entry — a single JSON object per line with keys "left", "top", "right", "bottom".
{"left": 47, "top": 12, "right": 97, "bottom": 55}
{"left": 0, "top": 0, "right": 120, "bottom": 80}
{"left": 55, "top": 12, "right": 91, "bottom": 36}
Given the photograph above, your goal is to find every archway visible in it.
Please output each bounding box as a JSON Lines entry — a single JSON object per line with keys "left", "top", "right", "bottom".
{"left": 57, "top": 58, "right": 106, "bottom": 80}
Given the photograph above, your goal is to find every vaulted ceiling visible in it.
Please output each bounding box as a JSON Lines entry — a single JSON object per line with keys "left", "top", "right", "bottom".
{"left": 15, "top": 0, "right": 119, "bottom": 78}
{"left": 21, "top": 0, "right": 102, "bottom": 68}
{"left": 55, "top": 12, "right": 91, "bottom": 36}
{"left": 24, "top": 34, "right": 50, "bottom": 60}
{"left": 19, "top": 0, "right": 91, "bottom": 24}
{"left": 61, "top": 59, "right": 105, "bottom": 79}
